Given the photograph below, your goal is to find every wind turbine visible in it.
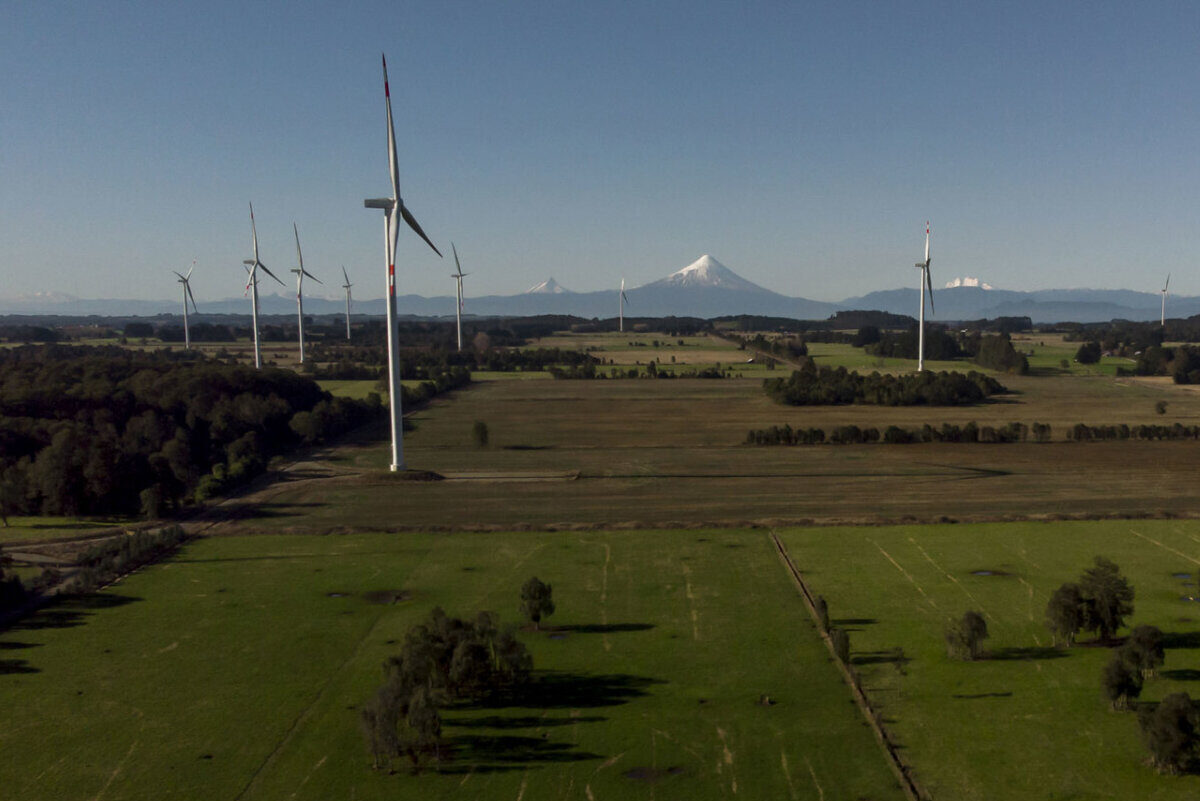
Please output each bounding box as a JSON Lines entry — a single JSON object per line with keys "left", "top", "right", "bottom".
{"left": 619, "top": 278, "right": 629, "bottom": 333}
{"left": 1161, "top": 273, "right": 1171, "bottom": 328}
{"left": 451, "top": 243, "right": 468, "bottom": 352}
{"left": 914, "top": 221, "right": 934, "bottom": 372}
{"left": 172, "top": 260, "right": 198, "bottom": 349}
{"left": 363, "top": 53, "right": 443, "bottom": 472}
{"left": 291, "top": 223, "right": 322, "bottom": 363}
{"left": 341, "top": 266, "right": 353, "bottom": 341}
{"left": 242, "top": 203, "right": 285, "bottom": 369}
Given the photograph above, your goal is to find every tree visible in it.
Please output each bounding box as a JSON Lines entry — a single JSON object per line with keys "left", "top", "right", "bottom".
{"left": 403, "top": 685, "right": 441, "bottom": 772}
{"left": 1122, "top": 624, "right": 1165, "bottom": 679}
{"left": 1102, "top": 653, "right": 1143, "bottom": 710}
{"left": 472, "top": 421, "right": 489, "bottom": 448}
{"left": 946, "top": 610, "right": 989, "bottom": 660}
{"left": 1075, "top": 341, "right": 1102, "bottom": 364}
{"left": 1140, "top": 692, "right": 1197, "bottom": 773}
{"left": 830, "top": 627, "right": 850, "bottom": 664}
{"left": 1045, "top": 582, "right": 1089, "bottom": 647}
{"left": 815, "top": 595, "right": 830, "bottom": 632}
{"left": 1079, "top": 557, "right": 1134, "bottom": 641}
{"left": 852, "top": 325, "right": 881, "bottom": 348}
{"left": 520, "top": 576, "right": 555, "bottom": 629}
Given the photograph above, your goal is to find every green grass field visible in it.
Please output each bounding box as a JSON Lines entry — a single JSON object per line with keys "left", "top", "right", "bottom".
{"left": 0, "top": 530, "right": 905, "bottom": 801}
{"left": 778, "top": 520, "right": 1200, "bottom": 800}
{"left": 0, "top": 516, "right": 133, "bottom": 545}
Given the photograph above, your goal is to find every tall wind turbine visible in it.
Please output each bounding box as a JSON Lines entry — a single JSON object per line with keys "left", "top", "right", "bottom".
{"left": 1161, "top": 273, "right": 1171, "bottom": 328}
{"left": 173, "top": 260, "right": 198, "bottom": 349}
{"left": 451, "top": 243, "right": 468, "bottom": 352}
{"left": 291, "top": 223, "right": 322, "bottom": 363}
{"left": 242, "top": 203, "right": 285, "bottom": 369}
{"left": 619, "top": 278, "right": 629, "bottom": 333}
{"left": 914, "top": 221, "right": 935, "bottom": 372}
{"left": 341, "top": 266, "right": 353, "bottom": 341}
{"left": 363, "top": 54, "right": 443, "bottom": 472}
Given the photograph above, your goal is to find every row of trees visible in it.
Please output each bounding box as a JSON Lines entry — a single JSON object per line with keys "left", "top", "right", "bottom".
{"left": 0, "top": 346, "right": 381, "bottom": 520}
{"left": 764, "top": 365, "right": 1005, "bottom": 407}
{"left": 1064, "top": 422, "right": 1200, "bottom": 442}
{"left": 746, "top": 421, "right": 1052, "bottom": 446}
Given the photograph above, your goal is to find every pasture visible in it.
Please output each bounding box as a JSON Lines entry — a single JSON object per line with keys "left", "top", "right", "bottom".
{"left": 777, "top": 520, "right": 1200, "bottom": 800}
{"left": 0, "top": 529, "right": 905, "bottom": 801}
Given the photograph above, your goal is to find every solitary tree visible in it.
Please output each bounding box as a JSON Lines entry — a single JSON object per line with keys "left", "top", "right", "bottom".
{"left": 1141, "top": 692, "right": 1198, "bottom": 774}
{"left": 1079, "top": 557, "right": 1134, "bottom": 641}
{"left": 520, "top": 576, "right": 555, "bottom": 630}
{"left": 946, "top": 610, "right": 989, "bottom": 660}
{"left": 1045, "top": 582, "right": 1089, "bottom": 647}
{"left": 472, "top": 421, "right": 489, "bottom": 448}
{"left": 1122, "top": 624, "right": 1166, "bottom": 679}
{"left": 1102, "top": 653, "right": 1143, "bottom": 711}
{"left": 1075, "top": 341, "right": 1102, "bottom": 364}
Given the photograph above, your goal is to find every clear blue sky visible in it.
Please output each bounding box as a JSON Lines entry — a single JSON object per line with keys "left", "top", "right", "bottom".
{"left": 4, "top": 1, "right": 1200, "bottom": 303}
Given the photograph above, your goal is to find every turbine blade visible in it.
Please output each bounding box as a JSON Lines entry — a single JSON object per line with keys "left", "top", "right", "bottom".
{"left": 294, "top": 223, "right": 304, "bottom": 271}
{"left": 249, "top": 202, "right": 259, "bottom": 261}
{"left": 173, "top": 271, "right": 186, "bottom": 281}
{"left": 924, "top": 221, "right": 930, "bottom": 264}
{"left": 303, "top": 268, "right": 323, "bottom": 284}
{"left": 257, "top": 261, "right": 286, "bottom": 286}
{"left": 452, "top": 241, "right": 464, "bottom": 276}
{"left": 1165, "top": 273, "right": 1171, "bottom": 292}
{"left": 342, "top": 265, "right": 350, "bottom": 286}
{"left": 383, "top": 55, "right": 401, "bottom": 208}
{"left": 185, "top": 260, "right": 195, "bottom": 280}
{"left": 187, "top": 283, "right": 198, "bottom": 313}
{"left": 400, "top": 203, "right": 442, "bottom": 257}
{"left": 925, "top": 267, "right": 935, "bottom": 315}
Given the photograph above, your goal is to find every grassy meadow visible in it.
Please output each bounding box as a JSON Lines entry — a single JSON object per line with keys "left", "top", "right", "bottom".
{"left": 0, "top": 529, "right": 905, "bottom": 801}
{"left": 778, "top": 520, "right": 1200, "bottom": 800}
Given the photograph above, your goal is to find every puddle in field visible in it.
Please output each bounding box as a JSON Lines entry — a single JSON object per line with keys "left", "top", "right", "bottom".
{"left": 970, "top": 569, "right": 1011, "bottom": 577}
{"left": 362, "top": 590, "right": 412, "bottom": 605}
{"left": 326, "top": 592, "right": 349, "bottom": 598}
{"left": 624, "top": 766, "right": 685, "bottom": 781}
{"left": 1173, "top": 573, "right": 1193, "bottom": 580}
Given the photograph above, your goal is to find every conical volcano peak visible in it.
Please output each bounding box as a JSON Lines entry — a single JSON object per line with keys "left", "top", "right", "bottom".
{"left": 652, "top": 255, "right": 768, "bottom": 292}
{"left": 525, "top": 277, "right": 571, "bottom": 294}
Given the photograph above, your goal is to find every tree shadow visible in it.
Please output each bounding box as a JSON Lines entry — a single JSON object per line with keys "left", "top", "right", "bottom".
{"left": 952, "top": 691, "right": 1013, "bottom": 699}
{"left": 445, "top": 715, "right": 606, "bottom": 730}
{"left": 988, "top": 646, "right": 1069, "bottom": 661}
{"left": 1162, "top": 668, "right": 1200, "bottom": 681}
{"left": 477, "top": 671, "right": 664, "bottom": 710}
{"left": 557, "top": 623, "right": 655, "bottom": 635}
{"left": 0, "top": 658, "right": 38, "bottom": 674}
{"left": 0, "top": 641, "right": 42, "bottom": 651}
{"left": 10, "top": 593, "right": 141, "bottom": 632}
{"left": 852, "top": 649, "right": 908, "bottom": 667}
{"left": 1162, "top": 631, "right": 1200, "bottom": 649}
{"left": 437, "top": 734, "right": 602, "bottom": 774}
{"left": 833, "top": 618, "right": 877, "bottom": 626}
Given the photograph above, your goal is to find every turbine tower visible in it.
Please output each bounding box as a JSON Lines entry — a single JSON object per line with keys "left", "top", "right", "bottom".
{"left": 914, "top": 221, "right": 935, "bottom": 372}
{"left": 363, "top": 54, "right": 442, "bottom": 472}
{"left": 173, "top": 260, "right": 198, "bottom": 349}
{"left": 242, "top": 203, "right": 285, "bottom": 369}
{"left": 619, "top": 278, "right": 629, "bottom": 333}
{"left": 291, "top": 223, "right": 322, "bottom": 364}
{"left": 451, "top": 243, "right": 468, "bottom": 352}
{"left": 1161, "top": 273, "right": 1171, "bottom": 328}
{"left": 341, "top": 266, "right": 353, "bottom": 341}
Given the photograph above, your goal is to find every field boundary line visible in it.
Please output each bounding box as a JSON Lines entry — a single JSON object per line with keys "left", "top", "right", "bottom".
{"left": 769, "top": 531, "right": 925, "bottom": 801}
{"left": 1129, "top": 528, "right": 1200, "bottom": 565}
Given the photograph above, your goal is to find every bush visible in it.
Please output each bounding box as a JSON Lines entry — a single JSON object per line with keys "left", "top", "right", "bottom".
{"left": 472, "top": 421, "right": 489, "bottom": 448}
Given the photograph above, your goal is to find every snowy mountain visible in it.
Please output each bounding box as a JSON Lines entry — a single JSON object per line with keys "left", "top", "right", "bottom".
{"left": 642, "top": 254, "right": 769, "bottom": 292}
{"left": 525, "top": 277, "right": 571, "bottom": 294}
{"left": 944, "top": 276, "right": 994, "bottom": 290}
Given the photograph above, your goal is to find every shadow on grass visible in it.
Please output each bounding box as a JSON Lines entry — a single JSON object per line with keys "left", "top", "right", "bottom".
{"left": 833, "top": 618, "right": 877, "bottom": 627}
{"left": 852, "top": 649, "right": 908, "bottom": 667}
{"left": 476, "top": 671, "right": 664, "bottom": 711}
{"left": 0, "top": 640, "right": 41, "bottom": 651}
{"left": 1162, "top": 631, "right": 1200, "bottom": 650}
{"left": 446, "top": 715, "right": 606, "bottom": 730}
{"left": 437, "top": 734, "right": 602, "bottom": 774}
{"left": 952, "top": 691, "right": 1013, "bottom": 699}
{"left": 0, "top": 658, "right": 38, "bottom": 674}
{"left": 12, "top": 593, "right": 141, "bottom": 632}
{"left": 1162, "top": 668, "right": 1200, "bottom": 681}
{"left": 988, "top": 646, "right": 1069, "bottom": 661}
{"left": 222, "top": 501, "right": 325, "bottom": 521}
{"left": 557, "top": 623, "right": 655, "bottom": 635}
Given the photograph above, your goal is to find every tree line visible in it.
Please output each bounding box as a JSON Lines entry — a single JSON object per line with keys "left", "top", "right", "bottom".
{"left": 763, "top": 364, "right": 1006, "bottom": 406}
{"left": 746, "top": 420, "right": 1051, "bottom": 446}
{"left": 0, "top": 346, "right": 381, "bottom": 520}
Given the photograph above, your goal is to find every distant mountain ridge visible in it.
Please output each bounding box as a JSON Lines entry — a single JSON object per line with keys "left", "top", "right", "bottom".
{"left": 0, "top": 255, "right": 1192, "bottom": 324}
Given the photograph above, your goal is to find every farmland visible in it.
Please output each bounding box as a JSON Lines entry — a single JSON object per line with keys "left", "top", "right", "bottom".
{"left": 0, "top": 529, "right": 905, "bottom": 801}
{"left": 777, "top": 520, "right": 1200, "bottom": 799}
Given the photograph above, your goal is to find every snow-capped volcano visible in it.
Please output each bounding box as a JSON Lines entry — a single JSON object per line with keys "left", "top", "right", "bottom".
{"left": 525, "top": 277, "right": 571, "bottom": 294}
{"left": 645, "top": 255, "right": 769, "bottom": 292}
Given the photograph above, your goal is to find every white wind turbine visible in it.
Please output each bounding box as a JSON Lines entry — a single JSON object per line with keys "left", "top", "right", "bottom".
{"left": 914, "top": 221, "right": 935, "bottom": 372}
{"left": 363, "top": 53, "right": 443, "bottom": 472}
{"left": 341, "top": 266, "right": 353, "bottom": 341}
{"left": 1161, "top": 273, "right": 1171, "bottom": 328}
{"left": 619, "top": 277, "right": 629, "bottom": 333}
{"left": 451, "top": 243, "right": 468, "bottom": 352}
{"left": 242, "top": 203, "right": 285, "bottom": 369}
{"left": 291, "top": 223, "right": 322, "bottom": 363}
{"left": 172, "top": 260, "right": 198, "bottom": 349}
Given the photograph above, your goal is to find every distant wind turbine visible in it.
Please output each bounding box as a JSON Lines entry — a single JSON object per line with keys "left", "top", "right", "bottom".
{"left": 341, "top": 266, "right": 353, "bottom": 341}
{"left": 363, "top": 53, "right": 443, "bottom": 472}
{"left": 451, "top": 243, "right": 468, "bottom": 352}
{"left": 291, "top": 223, "right": 322, "bottom": 363}
{"left": 619, "top": 278, "right": 629, "bottom": 333}
{"left": 914, "top": 222, "right": 934, "bottom": 372}
{"left": 242, "top": 203, "right": 285, "bottom": 369}
{"left": 1161, "top": 273, "right": 1170, "bottom": 328}
{"left": 172, "top": 260, "right": 198, "bottom": 349}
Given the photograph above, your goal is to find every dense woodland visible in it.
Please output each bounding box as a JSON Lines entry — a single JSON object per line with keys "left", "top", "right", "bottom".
{"left": 0, "top": 346, "right": 381, "bottom": 520}
{"left": 764, "top": 364, "right": 1006, "bottom": 406}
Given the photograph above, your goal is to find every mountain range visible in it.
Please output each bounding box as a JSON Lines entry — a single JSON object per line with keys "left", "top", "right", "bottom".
{"left": 0, "top": 255, "right": 1189, "bottom": 324}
